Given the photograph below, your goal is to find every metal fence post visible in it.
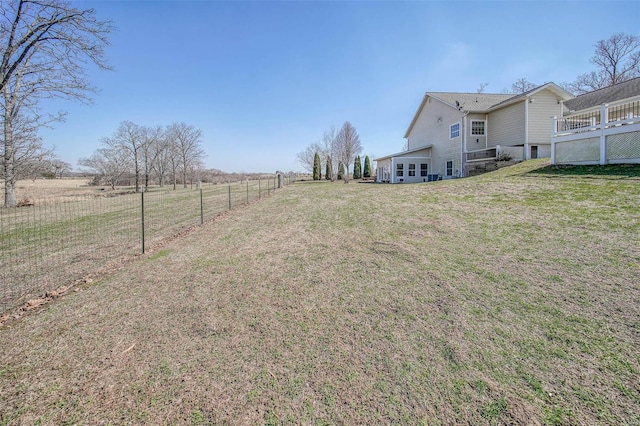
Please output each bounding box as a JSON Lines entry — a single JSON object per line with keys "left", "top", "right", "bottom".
{"left": 228, "top": 183, "right": 231, "bottom": 210}
{"left": 141, "top": 191, "right": 145, "bottom": 254}
{"left": 200, "top": 188, "right": 204, "bottom": 224}
{"left": 246, "top": 179, "right": 249, "bottom": 204}
{"left": 259, "top": 178, "right": 261, "bottom": 198}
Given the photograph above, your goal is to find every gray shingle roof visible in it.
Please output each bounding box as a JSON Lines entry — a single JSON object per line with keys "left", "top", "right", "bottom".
{"left": 404, "top": 83, "right": 574, "bottom": 138}
{"left": 564, "top": 77, "right": 640, "bottom": 112}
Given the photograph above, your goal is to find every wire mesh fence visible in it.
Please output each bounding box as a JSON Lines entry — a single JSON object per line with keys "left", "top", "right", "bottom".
{"left": 0, "top": 175, "right": 291, "bottom": 313}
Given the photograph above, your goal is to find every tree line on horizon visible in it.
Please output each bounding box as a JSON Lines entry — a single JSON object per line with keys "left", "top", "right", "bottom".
{"left": 79, "top": 121, "right": 206, "bottom": 192}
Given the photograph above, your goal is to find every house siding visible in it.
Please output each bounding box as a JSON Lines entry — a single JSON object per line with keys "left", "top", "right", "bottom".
{"left": 375, "top": 148, "right": 432, "bottom": 183}
{"left": 407, "top": 98, "right": 463, "bottom": 150}
{"left": 466, "top": 113, "right": 488, "bottom": 151}
{"left": 487, "top": 101, "right": 526, "bottom": 148}
{"left": 406, "top": 97, "right": 463, "bottom": 177}
{"left": 528, "top": 90, "right": 564, "bottom": 147}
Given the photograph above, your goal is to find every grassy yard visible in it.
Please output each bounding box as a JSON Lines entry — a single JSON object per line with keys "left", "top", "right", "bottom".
{"left": 1, "top": 160, "right": 639, "bottom": 425}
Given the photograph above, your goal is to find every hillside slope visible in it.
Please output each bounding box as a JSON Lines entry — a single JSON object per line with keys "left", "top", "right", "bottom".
{"left": 1, "top": 160, "right": 639, "bottom": 425}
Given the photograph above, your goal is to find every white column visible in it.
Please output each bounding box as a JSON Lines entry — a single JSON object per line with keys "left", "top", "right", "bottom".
{"left": 550, "top": 116, "right": 557, "bottom": 165}
{"left": 524, "top": 99, "right": 530, "bottom": 160}
{"left": 391, "top": 158, "right": 395, "bottom": 184}
{"left": 600, "top": 104, "right": 608, "bottom": 165}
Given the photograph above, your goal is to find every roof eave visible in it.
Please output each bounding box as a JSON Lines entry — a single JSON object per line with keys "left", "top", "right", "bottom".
{"left": 486, "top": 83, "right": 574, "bottom": 112}
{"left": 374, "top": 145, "right": 433, "bottom": 162}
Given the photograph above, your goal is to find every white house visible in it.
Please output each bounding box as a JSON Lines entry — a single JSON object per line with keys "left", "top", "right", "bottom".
{"left": 376, "top": 83, "right": 574, "bottom": 183}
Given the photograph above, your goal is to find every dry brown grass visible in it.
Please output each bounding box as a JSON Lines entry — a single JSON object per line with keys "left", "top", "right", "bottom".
{"left": 0, "top": 160, "right": 639, "bottom": 425}
{"left": 0, "top": 178, "right": 96, "bottom": 206}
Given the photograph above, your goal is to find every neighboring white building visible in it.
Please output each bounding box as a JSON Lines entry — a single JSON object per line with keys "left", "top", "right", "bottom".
{"left": 376, "top": 83, "right": 574, "bottom": 183}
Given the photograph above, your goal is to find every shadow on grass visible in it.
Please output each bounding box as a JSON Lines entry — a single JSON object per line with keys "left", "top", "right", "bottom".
{"left": 519, "top": 164, "right": 640, "bottom": 180}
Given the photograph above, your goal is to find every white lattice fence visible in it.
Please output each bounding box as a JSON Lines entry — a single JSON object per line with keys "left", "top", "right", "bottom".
{"left": 607, "top": 131, "right": 640, "bottom": 161}
{"left": 555, "top": 137, "right": 600, "bottom": 164}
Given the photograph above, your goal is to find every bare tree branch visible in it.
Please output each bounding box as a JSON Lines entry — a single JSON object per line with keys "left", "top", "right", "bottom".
{"left": 567, "top": 32, "right": 640, "bottom": 95}
{"left": 102, "top": 121, "right": 145, "bottom": 192}
{"left": 166, "top": 122, "right": 206, "bottom": 188}
{"left": 510, "top": 78, "right": 536, "bottom": 94}
{"left": 1, "top": 0, "right": 112, "bottom": 206}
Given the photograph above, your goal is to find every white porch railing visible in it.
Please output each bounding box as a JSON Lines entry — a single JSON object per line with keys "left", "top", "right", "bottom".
{"left": 551, "top": 97, "right": 640, "bottom": 165}
{"left": 465, "top": 147, "right": 497, "bottom": 162}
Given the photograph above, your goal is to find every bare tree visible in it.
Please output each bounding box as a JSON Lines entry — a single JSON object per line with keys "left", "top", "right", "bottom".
{"left": 511, "top": 78, "right": 537, "bottom": 94}
{"left": 335, "top": 121, "right": 362, "bottom": 183}
{"left": 297, "top": 140, "right": 329, "bottom": 175}
{"left": 150, "top": 129, "right": 174, "bottom": 187}
{"left": 49, "top": 158, "right": 71, "bottom": 178}
{"left": 0, "top": 0, "right": 112, "bottom": 206}
{"left": 296, "top": 144, "right": 317, "bottom": 173}
{"left": 323, "top": 126, "right": 339, "bottom": 182}
{"left": 0, "top": 109, "right": 56, "bottom": 184}
{"left": 78, "top": 147, "right": 130, "bottom": 189}
{"left": 166, "top": 122, "right": 205, "bottom": 188}
{"left": 102, "top": 121, "right": 145, "bottom": 192}
{"left": 140, "top": 125, "right": 163, "bottom": 189}
{"left": 566, "top": 33, "right": 640, "bottom": 94}
{"left": 477, "top": 82, "right": 488, "bottom": 93}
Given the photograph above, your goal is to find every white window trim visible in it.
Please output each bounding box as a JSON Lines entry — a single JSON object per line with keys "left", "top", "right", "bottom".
{"left": 445, "top": 160, "right": 454, "bottom": 176}
{"left": 470, "top": 120, "right": 486, "bottom": 136}
{"left": 449, "top": 122, "right": 460, "bottom": 139}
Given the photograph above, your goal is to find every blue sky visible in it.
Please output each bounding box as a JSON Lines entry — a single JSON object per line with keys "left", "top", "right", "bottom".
{"left": 39, "top": 1, "right": 640, "bottom": 173}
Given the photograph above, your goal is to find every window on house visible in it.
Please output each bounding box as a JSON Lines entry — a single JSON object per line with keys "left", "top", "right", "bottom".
{"left": 450, "top": 122, "right": 460, "bottom": 139}
{"left": 471, "top": 120, "right": 485, "bottom": 135}
{"left": 420, "top": 163, "right": 428, "bottom": 177}
{"left": 446, "top": 160, "right": 453, "bottom": 176}
{"left": 396, "top": 163, "right": 404, "bottom": 177}
{"left": 408, "top": 164, "right": 416, "bottom": 176}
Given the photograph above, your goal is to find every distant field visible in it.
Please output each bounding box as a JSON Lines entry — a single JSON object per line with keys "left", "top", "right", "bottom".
{"left": 1, "top": 178, "right": 95, "bottom": 205}
{"left": 0, "top": 160, "right": 639, "bottom": 425}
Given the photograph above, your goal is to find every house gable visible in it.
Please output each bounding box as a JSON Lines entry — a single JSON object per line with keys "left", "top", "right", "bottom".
{"left": 488, "top": 82, "right": 573, "bottom": 112}
{"left": 404, "top": 95, "right": 463, "bottom": 150}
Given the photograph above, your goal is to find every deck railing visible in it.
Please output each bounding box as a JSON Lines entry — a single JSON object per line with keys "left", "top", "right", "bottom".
{"left": 553, "top": 98, "right": 640, "bottom": 137}
{"left": 551, "top": 96, "right": 640, "bottom": 165}
{"left": 465, "top": 148, "right": 497, "bottom": 162}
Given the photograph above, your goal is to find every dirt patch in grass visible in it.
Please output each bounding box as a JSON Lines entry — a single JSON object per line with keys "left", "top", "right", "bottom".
{"left": 1, "top": 160, "right": 639, "bottom": 424}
